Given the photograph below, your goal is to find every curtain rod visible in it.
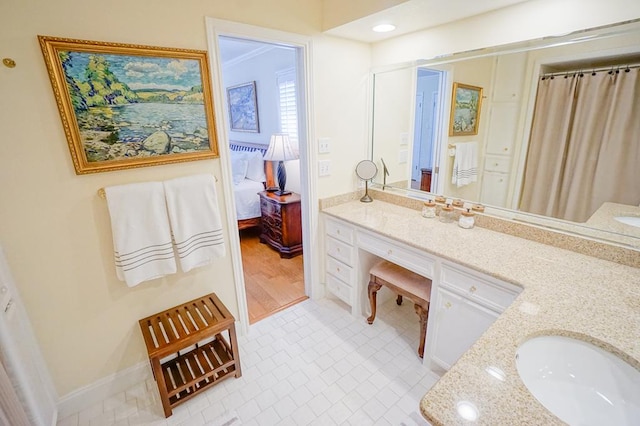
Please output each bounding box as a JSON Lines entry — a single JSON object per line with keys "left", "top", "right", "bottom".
{"left": 542, "top": 63, "right": 640, "bottom": 78}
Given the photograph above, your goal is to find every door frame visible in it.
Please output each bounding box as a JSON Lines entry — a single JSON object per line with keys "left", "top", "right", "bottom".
{"left": 205, "top": 18, "right": 318, "bottom": 335}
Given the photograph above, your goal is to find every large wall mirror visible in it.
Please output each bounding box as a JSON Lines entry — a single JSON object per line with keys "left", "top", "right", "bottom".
{"left": 370, "top": 19, "right": 640, "bottom": 249}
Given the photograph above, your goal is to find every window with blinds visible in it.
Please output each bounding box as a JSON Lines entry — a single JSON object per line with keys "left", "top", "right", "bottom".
{"left": 277, "top": 69, "right": 298, "bottom": 145}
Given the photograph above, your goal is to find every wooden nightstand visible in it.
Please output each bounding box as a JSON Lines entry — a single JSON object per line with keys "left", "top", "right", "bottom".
{"left": 259, "top": 191, "right": 302, "bottom": 258}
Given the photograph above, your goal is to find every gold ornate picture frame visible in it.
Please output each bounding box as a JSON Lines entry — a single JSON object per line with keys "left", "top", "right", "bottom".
{"left": 39, "top": 36, "right": 219, "bottom": 174}
{"left": 449, "top": 82, "right": 483, "bottom": 136}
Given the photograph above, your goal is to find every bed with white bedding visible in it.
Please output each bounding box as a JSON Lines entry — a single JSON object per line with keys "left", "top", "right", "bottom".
{"left": 229, "top": 141, "right": 269, "bottom": 229}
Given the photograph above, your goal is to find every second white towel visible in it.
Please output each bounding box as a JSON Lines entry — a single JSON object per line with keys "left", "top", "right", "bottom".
{"left": 163, "top": 174, "right": 225, "bottom": 272}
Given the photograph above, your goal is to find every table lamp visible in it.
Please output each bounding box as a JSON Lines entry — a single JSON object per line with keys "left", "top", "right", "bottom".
{"left": 263, "top": 133, "right": 298, "bottom": 196}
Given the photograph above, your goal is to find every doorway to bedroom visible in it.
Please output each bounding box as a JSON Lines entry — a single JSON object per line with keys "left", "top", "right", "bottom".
{"left": 219, "top": 36, "right": 307, "bottom": 324}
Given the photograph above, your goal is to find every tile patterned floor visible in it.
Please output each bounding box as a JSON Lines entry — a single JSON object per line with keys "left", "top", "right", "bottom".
{"left": 57, "top": 296, "right": 439, "bottom": 426}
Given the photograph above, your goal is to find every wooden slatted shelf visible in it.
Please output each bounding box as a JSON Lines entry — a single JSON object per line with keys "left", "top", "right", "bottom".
{"left": 138, "top": 293, "right": 241, "bottom": 417}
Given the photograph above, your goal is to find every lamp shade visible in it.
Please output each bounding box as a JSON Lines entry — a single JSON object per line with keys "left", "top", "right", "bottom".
{"left": 263, "top": 133, "right": 298, "bottom": 162}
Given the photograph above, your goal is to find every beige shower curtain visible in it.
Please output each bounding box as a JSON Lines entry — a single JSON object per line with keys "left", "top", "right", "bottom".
{"left": 520, "top": 68, "right": 640, "bottom": 222}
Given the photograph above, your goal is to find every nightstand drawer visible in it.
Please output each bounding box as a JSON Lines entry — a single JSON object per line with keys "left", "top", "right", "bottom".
{"left": 258, "top": 192, "right": 302, "bottom": 258}
{"left": 325, "top": 218, "right": 354, "bottom": 245}
{"left": 326, "top": 273, "right": 352, "bottom": 306}
{"left": 326, "top": 236, "right": 354, "bottom": 265}
{"left": 326, "top": 256, "right": 353, "bottom": 285}
{"left": 260, "top": 197, "right": 281, "bottom": 216}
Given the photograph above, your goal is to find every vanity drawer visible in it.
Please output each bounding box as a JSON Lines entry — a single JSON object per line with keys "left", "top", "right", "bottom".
{"left": 484, "top": 155, "right": 511, "bottom": 173}
{"left": 326, "top": 273, "right": 353, "bottom": 306}
{"left": 325, "top": 218, "right": 354, "bottom": 245}
{"left": 326, "top": 236, "right": 354, "bottom": 265}
{"left": 326, "top": 256, "right": 353, "bottom": 285}
{"left": 441, "top": 264, "right": 519, "bottom": 311}
{"left": 357, "top": 230, "right": 434, "bottom": 278}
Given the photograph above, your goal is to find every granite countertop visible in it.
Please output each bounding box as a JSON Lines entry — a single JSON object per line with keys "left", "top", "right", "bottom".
{"left": 322, "top": 200, "right": 640, "bottom": 425}
{"left": 586, "top": 202, "right": 640, "bottom": 240}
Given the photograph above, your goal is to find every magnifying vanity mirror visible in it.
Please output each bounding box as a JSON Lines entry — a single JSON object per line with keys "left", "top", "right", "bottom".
{"left": 355, "top": 160, "right": 378, "bottom": 203}
{"left": 369, "top": 19, "right": 640, "bottom": 249}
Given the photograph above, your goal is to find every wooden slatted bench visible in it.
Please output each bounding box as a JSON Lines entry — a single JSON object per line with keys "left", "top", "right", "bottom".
{"left": 138, "top": 293, "right": 241, "bottom": 417}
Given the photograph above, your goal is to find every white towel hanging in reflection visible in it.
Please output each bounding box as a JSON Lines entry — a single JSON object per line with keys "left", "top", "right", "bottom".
{"left": 452, "top": 142, "right": 478, "bottom": 188}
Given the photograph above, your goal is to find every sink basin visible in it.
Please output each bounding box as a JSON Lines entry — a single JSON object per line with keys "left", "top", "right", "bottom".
{"left": 516, "top": 335, "right": 640, "bottom": 425}
{"left": 615, "top": 216, "right": 640, "bottom": 228}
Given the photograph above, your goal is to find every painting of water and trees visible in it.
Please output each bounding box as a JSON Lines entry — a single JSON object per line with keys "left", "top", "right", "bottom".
{"left": 449, "top": 82, "right": 483, "bottom": 136}
{"left": 39, "top": 36, "right": 218, "bottom": 174}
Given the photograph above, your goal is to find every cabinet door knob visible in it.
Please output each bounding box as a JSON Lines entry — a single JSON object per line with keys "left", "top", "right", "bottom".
{"left": 387, "top": 249, "right": 393, "bottom": 256}
{"left": 494, "top": 163, "right": 499, "bottom": 166}
{"left": 445, "top": 302, "right": 452, "bottom": 309}
{"left": 337, "top": 230, "right": 341, "bottom": 235}
{"left": 337, "top": 247, "right": 341, "bottom": 252}
{"left": 503, "top": 147, "right": 508, "bottom": 152}
{"left": 336, "top": 267, "right": 341, "bottom": 272}
{"left": 470, "top": 286, "right": 477, "bottom": 293}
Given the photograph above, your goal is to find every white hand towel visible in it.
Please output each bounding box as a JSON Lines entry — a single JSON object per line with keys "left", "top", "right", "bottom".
{"left": 104, "top": 182, "right": 176, "bottom": 287}
{"left": 452, "top": 141, "right": 478, "bottom": 188}
{"left": 163, "top": 174, "right": 225, "bottom": 272}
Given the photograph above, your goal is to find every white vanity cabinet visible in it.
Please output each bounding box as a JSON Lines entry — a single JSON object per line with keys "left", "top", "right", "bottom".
{"left": 321, "top": 213, "right": 522, "bottom": 374}
{"left": 324, "top": 217, "right": 357, "bottom": 309}
{"left": 428, "top": 262, "right": 521, "bottom": 370}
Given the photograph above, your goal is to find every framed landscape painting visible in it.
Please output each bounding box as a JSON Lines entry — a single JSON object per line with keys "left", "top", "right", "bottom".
{"left": 39, "top": 36, "right": 219, "bottom": 174}
{"left": 227, "top": 81, "right": 260, "bottom": 133}
{"left": 449, "top": 82, "right": 483, "bottom": 136}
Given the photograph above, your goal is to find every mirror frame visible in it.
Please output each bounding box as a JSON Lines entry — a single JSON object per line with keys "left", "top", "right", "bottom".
{"left": 368, "top": 18, "right": 640, "bottom": 250}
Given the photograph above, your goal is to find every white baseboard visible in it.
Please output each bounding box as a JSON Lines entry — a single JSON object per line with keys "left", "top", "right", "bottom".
{"left": 57, "top": 361, "right": 151, "bottom": 419}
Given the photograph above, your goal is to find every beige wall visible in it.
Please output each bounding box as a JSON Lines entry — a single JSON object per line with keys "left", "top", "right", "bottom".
{"left": 0, "top": 0, "right": 372, "bottom": 397}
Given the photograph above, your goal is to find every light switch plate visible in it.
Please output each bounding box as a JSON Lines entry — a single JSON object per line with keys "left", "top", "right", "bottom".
{"left": 318, "top": 138, "right": 331, "bottom": 153}
{"left": 400, "top": 132, "right": 409, "bottom": 145}
{"left": 318, "top": 160, "right": 331, "bottom": 176}
{"left": 398, "top": 149, "right": 408, "bottom": 163}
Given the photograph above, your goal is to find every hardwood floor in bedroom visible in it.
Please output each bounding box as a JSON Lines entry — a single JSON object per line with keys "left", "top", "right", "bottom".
{"left": 239, "top": 227, "right": 307, "bottom": 324}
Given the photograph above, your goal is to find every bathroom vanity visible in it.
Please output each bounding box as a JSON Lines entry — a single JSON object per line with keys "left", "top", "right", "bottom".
{"left": 324, "top": 213, "right": 521, "bottom": 373}
{"left": 321, "top": 199, "right": 640, "bottom": 425}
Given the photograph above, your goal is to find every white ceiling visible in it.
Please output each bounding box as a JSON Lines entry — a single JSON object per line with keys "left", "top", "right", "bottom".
{"left": 324, "top": 0, "right": 533, "bottom": 43}
{"left": 219, "top": 0, "right": 533, "bottom": 62}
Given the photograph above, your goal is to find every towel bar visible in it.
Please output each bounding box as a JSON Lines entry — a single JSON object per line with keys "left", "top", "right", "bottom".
{"left": 97, "top": 176, "right": 219, "bottom": 199}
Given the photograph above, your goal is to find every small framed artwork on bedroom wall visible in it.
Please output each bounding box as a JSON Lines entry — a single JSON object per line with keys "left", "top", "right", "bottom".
{"left": 227, "top": 81, "right": 260, "bottom": 133}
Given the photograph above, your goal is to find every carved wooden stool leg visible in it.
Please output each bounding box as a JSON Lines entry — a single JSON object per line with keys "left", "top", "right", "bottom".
{"left": 367, "top": 278, "right": 383, "bottom": 324}
{"left": 414, "top": 303, "right": 429, "bottom": 358}
{"left": 396, "top": 295, "right": 403, "bottom": 305}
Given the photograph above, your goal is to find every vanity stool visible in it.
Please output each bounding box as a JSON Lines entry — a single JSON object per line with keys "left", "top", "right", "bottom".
{"left": 366, "top": 260, "right": 432, "bottom": 358}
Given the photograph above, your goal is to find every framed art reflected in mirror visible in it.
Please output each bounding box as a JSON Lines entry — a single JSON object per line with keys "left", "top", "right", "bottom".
{"left": 449, "top": 82, "right": 482, "bottom": 136}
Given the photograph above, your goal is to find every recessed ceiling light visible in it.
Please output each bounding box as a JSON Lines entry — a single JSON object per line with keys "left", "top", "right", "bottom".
{"left": 372, "top": 24, "right": 396, "bottom": 33}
